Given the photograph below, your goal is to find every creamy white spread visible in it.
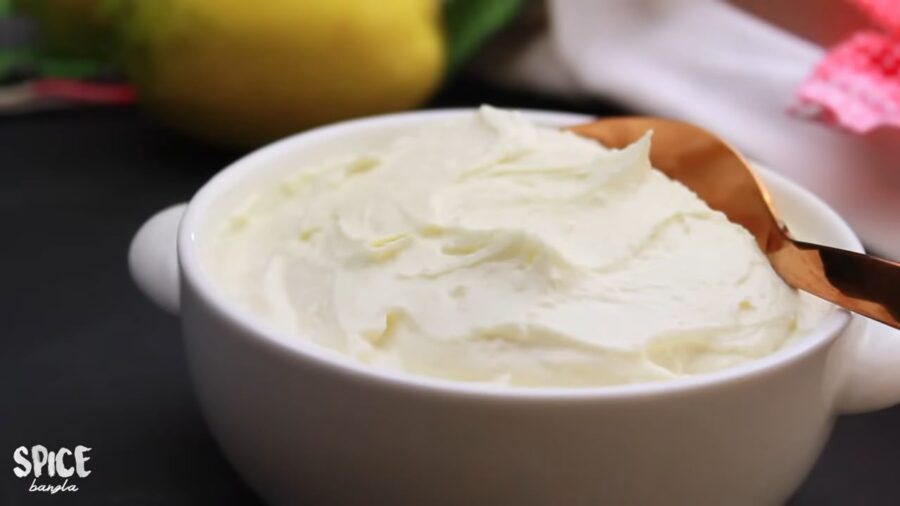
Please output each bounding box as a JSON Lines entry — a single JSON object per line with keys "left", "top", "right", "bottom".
{"left": 207, "top": 106, "right": 829, "bottom": 387}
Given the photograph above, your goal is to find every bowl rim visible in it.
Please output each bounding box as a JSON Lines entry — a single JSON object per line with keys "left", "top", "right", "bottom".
{"left": 177, "top": 107, "right": 862, "bottom": 401}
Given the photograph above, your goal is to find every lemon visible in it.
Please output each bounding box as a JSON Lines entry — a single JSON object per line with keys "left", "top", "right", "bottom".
{"left": 115, "top": 0, "right": 444, "bottom": 147}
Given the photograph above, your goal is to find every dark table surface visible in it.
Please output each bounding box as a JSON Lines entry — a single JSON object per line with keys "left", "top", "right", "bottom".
{"left": 2, "top": 79, "right": 899, "bottom": 505}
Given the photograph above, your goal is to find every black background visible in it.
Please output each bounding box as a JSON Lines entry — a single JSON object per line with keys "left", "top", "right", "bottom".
{"left": 2, "top": 78, "right": 900, "bottom": 505}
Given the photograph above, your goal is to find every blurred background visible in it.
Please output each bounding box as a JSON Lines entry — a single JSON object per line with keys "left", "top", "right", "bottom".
{"left": 1, "top": 0, "right": 899, "bottom": 504}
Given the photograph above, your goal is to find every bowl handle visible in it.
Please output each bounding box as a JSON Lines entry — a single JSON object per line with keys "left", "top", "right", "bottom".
{"left": 128, "top": 204, "right": 186, "bottom": 315}
{"left": 836, "top": 317, "right": 900, "bottom": 413}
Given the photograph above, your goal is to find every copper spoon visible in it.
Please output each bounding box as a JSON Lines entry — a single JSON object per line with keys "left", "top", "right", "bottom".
{"left": 570, "top": 117, "right": 900, "bottom": 330}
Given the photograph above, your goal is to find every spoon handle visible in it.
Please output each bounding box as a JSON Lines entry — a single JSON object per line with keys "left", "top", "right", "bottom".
{"left": 771, "top": 241, "right": 900, "bottom": 329}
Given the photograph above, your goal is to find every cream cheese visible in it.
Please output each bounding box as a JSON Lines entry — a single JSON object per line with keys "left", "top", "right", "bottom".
{"left": 207, "top": 106, "right": 829, "bottom": 387}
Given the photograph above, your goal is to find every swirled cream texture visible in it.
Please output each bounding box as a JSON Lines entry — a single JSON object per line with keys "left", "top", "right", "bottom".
{"left": 207, "top": 106, "right": 829, "bottom": 387}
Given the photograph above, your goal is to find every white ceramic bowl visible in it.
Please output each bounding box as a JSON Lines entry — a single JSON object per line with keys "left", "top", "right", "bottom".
{"left": 130, "top": 109, "right": 900, "bottom": 505}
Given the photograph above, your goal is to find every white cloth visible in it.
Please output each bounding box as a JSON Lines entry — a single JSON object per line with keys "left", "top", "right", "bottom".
{"left": 480, "top": 0, "right": 900, "bottom": 257}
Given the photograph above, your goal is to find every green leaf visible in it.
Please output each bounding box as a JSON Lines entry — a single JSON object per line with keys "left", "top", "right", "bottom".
{"left": 443, "top": 0, "right": 525, "bottom": 75}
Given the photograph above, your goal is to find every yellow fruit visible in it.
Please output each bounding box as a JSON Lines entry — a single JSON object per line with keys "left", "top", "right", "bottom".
{"left": 115, "top": 0, "right": 444, "bottom": 147}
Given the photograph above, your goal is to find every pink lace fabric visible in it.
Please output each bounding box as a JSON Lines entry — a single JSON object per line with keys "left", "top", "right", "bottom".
{"left": 794, "top": 0, "right": 900, "bottom": 132}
